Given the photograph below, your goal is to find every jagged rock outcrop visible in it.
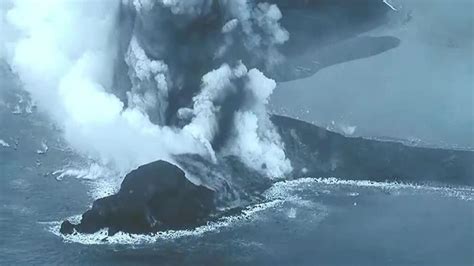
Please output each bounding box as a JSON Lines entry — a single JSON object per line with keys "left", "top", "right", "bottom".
{"left": 61, "top": 115, "right": 474, "bottom": 236}
{"left": 60, "top": 160, "right": 215, "bottom": 235}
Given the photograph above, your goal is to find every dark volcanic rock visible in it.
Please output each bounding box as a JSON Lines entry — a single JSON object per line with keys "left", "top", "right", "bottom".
{"left": 272, "top": 115, "right": 474, "bottom": 186}
{"left": 59, "top": 220, "right": 75, "bottom": 235}
{"left": 60, "top": 116, "right": 473, "bottom": 236}
{"left": 60, "top": 160, "right": 215, "bottom": 235}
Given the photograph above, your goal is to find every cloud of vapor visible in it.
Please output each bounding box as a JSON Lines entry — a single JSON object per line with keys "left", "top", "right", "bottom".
{"left": 183, "top": 62, "right": 248, "bottom": 162}
{"left": 1, "top": 0, "right": 292, "bottom": 177}
{"left": 227, "top": 69, "right": 292, "bottom": 177}
{"left": 1, "top": 0, "right": 202, "bottom": 172}
{"left": 125, "top": 36, "right": 170, "bottom": 125}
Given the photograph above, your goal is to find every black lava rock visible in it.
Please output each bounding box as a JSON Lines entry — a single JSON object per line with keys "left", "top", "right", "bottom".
{"left": 60, "top": 116, "right": 474, "bottom": 236}
{"left": 60, "top": 160, "right": 215, "bottom": 235}
{"left": 272, "top": 115, "right": 474, "bottom": 186}
{"left": 59, "top": 220, "right": 75, "bottom": 235}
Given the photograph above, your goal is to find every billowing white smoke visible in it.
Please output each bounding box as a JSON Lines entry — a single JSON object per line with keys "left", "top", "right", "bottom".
{"left": 221, "top": 0, "right": 290, "bottom": 67}
{"left": 126, "top": 36, "right": 170, "bottom": 125}
{"left": 1, "top": 0, "right": 292, "bottom": 177}
{"left": 183, "top": 62, "right": 248, "bottom": 163}
{"left": 0, "top": 0, "right": 201, "bottom": 172}
{"left": 228, "top": 69, "right": 292, "bottom": 177}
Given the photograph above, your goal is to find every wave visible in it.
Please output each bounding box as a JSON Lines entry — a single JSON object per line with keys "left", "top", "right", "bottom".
{"left": 45, "top": 199, "right": 285, "bottom": 245}
{"left": 268, "top": 177, "right": 474, "bottom": 201}
{"left": 44, "top": 175, "right": 473, "bottom": 245}
{"left": 52, "top": 164, "right": 121, "bottom": 199}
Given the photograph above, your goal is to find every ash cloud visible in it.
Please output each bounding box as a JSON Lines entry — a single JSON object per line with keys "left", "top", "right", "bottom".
{"left": 1, "top": 0, "right": 292, "bottom": 177}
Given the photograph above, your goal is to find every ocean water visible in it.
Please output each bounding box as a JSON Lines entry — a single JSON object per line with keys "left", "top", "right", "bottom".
{"left": 1, "top": 92, "right": 473, "bottom": 265}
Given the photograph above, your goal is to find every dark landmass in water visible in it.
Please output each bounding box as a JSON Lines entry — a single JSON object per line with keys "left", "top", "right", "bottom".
{"left": 60, "top": 161, "right": 215, "bottom": 235}
{"left": 61, "top": 115, "right": 473, "bottom": 236}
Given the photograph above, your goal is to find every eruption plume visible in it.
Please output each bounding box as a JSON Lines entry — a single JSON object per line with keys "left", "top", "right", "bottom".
{"left": 1, "top": 0, "right": 292, "bottom": 177}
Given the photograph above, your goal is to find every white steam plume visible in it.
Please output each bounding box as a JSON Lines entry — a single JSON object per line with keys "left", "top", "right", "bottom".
{"left": 227, "top": 69, "right": 292, "bottom": 177}
{"left": 1, "top": 0, "right": 292, "bottom": 178}
{"left": 183, "top": 62, "right": 248, "bottom": 162}
{"left": 223, "top": 1, "right": 290, "bottom": 67}
{"left": 1, "top": 0, "right": 202, "bottom": 172}
{"left": 125, "top": 36, "right": 170, "bottom": 125}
